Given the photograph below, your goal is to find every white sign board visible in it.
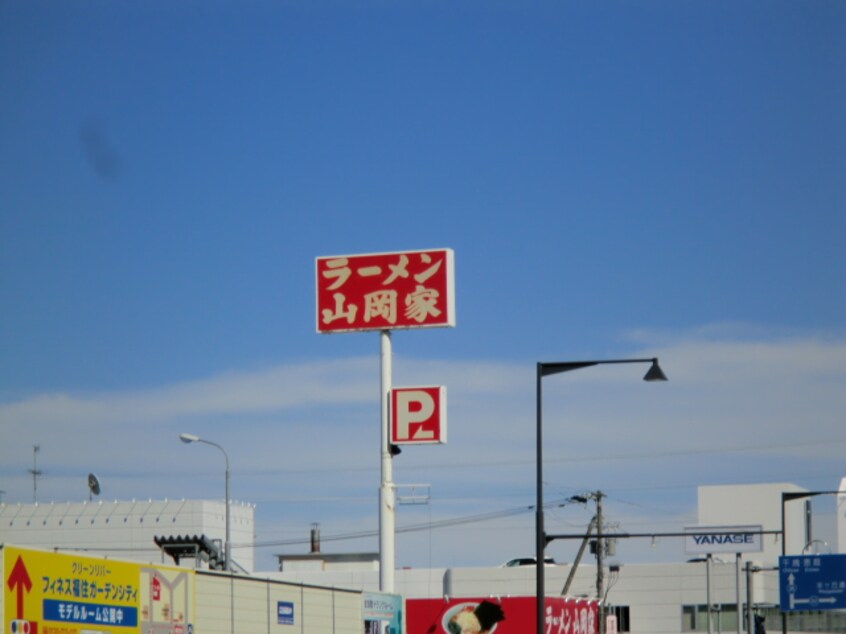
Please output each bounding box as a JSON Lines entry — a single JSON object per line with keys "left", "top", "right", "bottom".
{"left": 685, "top": 525, "right": 764, "bottom": 555}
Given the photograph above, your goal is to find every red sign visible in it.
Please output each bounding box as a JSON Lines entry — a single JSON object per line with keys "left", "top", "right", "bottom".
{"left": 406, "top": 596, "right": 598, "bottom": 634}
{"left": 390, "top": 386, "right": 446, "bottom": 445}
{"left": 316, "top": 249, "right": 455, "bottom": 333}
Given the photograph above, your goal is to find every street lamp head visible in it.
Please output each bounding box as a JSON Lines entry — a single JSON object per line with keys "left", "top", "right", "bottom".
{"left": 643, "top": 359, "right": 668, "bottom": 382}
{"left": 536, "top": 355, "right": 667, "bottom": 634}
{"left": 177, "top": 431, "right": 231, "bottom": 572}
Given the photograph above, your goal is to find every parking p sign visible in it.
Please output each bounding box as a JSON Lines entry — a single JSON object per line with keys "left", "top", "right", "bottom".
{"left": 390, "top": 386, "right": 446, "bottom": 445}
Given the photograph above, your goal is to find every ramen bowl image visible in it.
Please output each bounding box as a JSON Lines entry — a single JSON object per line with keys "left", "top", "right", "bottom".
{"left": 442, "top": 600, "right": 505, "bottom": 634}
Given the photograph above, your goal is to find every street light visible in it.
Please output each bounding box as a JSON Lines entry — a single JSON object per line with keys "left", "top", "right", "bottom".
{"left": 536, "top": 358, "right": 667, "bottom": 634}
{"left": 180, "top": 433, "right": 232, "bottom": 572}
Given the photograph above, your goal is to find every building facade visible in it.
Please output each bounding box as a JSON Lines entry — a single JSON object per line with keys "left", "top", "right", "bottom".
{"left": 3, "top": 481, "right": 845, "bottom": 633}
{"left": 270, "top": 482, "right": 846, "bottom": 634}
{"left": 0, "top": 498, "right": 256, "bottom": 572}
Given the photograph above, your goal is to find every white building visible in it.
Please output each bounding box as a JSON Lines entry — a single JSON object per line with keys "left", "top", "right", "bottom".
{"left": 270, "top": 482, "right": 846, "bottom": 634}
{"left": 0, "top": 498, "right": 255, "bottom": 572}
{"left": 3, "top": 481, "right": 845, "bottom": 633}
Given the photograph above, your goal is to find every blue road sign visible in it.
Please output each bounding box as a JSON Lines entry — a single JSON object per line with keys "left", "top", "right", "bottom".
{"left": 779, "top": 554, "right": 846, "bottom": 612}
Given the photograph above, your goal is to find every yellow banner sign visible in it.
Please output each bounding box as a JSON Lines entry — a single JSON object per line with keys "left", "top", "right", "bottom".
{"left": 3, "top": 545, "right": 193, "bottom": 634}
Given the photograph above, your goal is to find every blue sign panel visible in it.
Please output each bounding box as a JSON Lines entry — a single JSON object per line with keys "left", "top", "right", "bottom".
{"left": 43, "top": 599, "right": 139, "bottom": 627}
{"left": 277, "top": 601, "right": 295, "bottom": 625}
{"left": 779, "top": 554, "right": 846, "bottom": 612}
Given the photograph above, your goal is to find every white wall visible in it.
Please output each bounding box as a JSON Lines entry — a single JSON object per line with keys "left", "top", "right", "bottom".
{"left": 838, "top": 478, "right": 846, "bottom": 554}
{"left": 697, "top": 483, "right": 808, "bottom": 561}
{"left": 0, "top": 499, "right": 255, "bottom": 571}
{"left": 270, "top": 560, "right": 780, "bottom": 634}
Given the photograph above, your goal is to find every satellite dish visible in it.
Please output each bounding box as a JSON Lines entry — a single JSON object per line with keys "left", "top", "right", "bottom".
{"left": 88, "top": 473, "right": 101, "bottom": 499}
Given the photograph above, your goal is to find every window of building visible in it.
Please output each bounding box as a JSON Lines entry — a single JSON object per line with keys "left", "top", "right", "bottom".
{"left": 777, "top": 609, "right": 846, "bottom": 633}
{"left": 607, "top": 606, "right": 630, "bottom": 632}
{"left": 682, "top": 605, "right": 846, "bottom": 633}
{"left": 682, "top": 604, "right": 738, "bottom": 632}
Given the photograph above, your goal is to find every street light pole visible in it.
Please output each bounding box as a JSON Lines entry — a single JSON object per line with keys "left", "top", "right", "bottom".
{"left": 180, "top": 433, "right": 232, "bottom": 572}
{"left": 536, "top": 358, "right": 666, "bottom": 634}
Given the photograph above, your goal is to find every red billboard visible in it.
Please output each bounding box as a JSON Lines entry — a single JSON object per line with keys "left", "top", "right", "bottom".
{"left": 316, "top": 249, "right": 455, "bottom": 333}
{"left": 406, "top": 596, "right": 598, "bottom": 634}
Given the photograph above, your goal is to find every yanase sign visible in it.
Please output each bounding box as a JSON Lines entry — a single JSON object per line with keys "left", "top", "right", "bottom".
{"left": 684, "top": 525, "right": 764, "bottom": 555}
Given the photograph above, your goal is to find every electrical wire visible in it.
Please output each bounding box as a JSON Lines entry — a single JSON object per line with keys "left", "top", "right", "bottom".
{"left": 249, "top": 497, "right": 575, "bottom": 550}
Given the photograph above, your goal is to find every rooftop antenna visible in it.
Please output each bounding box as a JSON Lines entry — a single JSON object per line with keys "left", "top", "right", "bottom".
{"left": 88, "top": 473, "right": 102, "bottom": 501}
{"left": 28, "top": 445, "right": 43, "bottom": 503}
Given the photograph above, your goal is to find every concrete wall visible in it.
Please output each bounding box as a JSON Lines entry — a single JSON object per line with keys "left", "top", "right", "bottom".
{"left": 0, "top": 544, "right": 370, "bottom": 634}
{"left": 197, "top": 573, "right": 363, "bottom": 634}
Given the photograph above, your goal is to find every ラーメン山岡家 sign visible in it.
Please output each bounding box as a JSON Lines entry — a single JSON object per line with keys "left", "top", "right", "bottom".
{"left": 316, "top": 249, "right": 455, "bottom": 333}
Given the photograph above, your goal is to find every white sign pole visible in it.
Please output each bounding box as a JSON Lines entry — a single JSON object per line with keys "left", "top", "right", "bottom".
{"left": 706, "top": 554, "right": 713, "bottom": 634}
{"left": 736, "top": 553, "right": 742, "bottom": 634}
{"left": 379, "top": 330, "right": 395, "bottom": 593}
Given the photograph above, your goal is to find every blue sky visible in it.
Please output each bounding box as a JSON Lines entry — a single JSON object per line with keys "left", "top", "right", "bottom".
{"left": 1, "top": 0, "right": 844, "bottom": 572}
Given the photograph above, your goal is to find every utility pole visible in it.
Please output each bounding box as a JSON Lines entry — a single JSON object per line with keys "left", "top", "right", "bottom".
{"left": 596, "top": 491, "right": 606, "bottom": 634}
{"left": 29, "top": 445, "right": 42, "bottom": 503}
{"left": 562, "top": 490, "right": 610, "bottom": 633}
{"left": 561, "top": 515, "right": 597, "bottom": 596}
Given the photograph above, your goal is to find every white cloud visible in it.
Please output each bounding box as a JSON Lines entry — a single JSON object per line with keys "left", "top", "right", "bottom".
{"left": 1, "top": 327, "right": 844, "bottom": 569}
{"left": 0, "top": 357, "right": 379, "bottom": 428}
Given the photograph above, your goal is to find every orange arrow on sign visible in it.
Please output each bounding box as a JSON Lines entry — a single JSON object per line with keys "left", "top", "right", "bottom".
{"left": 7, "top": 555, "right": 32, "bottom": 619}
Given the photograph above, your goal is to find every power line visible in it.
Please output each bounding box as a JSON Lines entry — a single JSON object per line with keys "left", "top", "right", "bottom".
{"left": 230, "top": 437, "right": 846, "bottom": 477}
{"left": 251, "top": 497, "right": 579, "bottom": 550}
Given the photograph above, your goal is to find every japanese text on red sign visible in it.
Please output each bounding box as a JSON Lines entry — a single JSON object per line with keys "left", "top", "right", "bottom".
{"left": 316, "top": 249, "right": 454, "bottom": 333}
